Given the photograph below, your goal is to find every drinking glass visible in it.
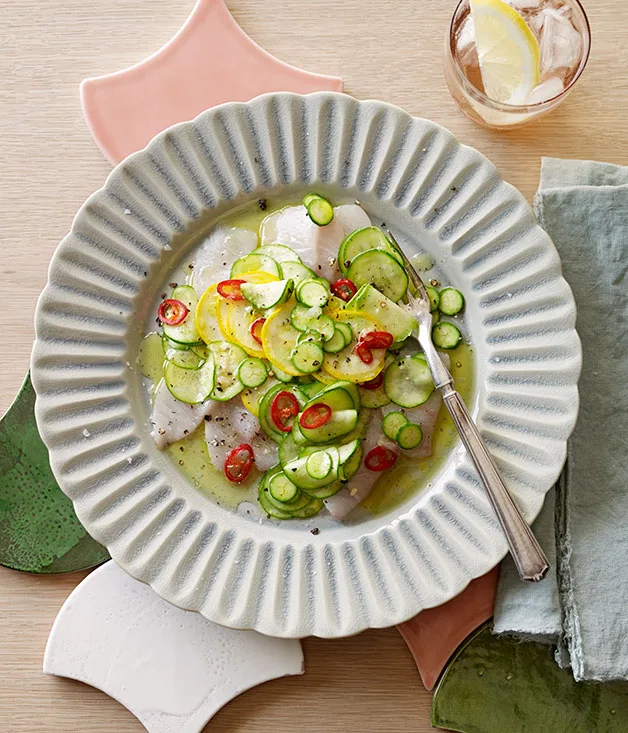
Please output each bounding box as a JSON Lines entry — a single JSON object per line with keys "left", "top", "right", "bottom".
{"left": 445, "top": 0, "right": 591, "bottom": 129}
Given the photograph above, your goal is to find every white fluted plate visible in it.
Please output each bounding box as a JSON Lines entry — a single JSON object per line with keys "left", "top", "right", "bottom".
{"left": 32, "top": 92, "right": 580, "bottom": 638}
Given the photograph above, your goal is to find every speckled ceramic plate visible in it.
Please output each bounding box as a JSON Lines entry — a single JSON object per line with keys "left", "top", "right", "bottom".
{"left": 32, "top": 92, "right": 580, "bottom": 638}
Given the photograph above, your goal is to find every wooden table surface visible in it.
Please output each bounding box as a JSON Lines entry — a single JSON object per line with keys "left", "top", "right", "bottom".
{"left": 1, "top": 1, "right": 626, "bottom": 730}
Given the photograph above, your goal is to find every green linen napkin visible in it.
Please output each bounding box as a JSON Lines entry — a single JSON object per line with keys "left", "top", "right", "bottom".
{"left": 493, "top": 157, "right": 628, "bottom": 682}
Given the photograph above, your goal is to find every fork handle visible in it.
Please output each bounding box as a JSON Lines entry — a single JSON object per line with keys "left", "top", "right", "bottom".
{"left": 442, "top": 388, "right": 549, "bottom": 582}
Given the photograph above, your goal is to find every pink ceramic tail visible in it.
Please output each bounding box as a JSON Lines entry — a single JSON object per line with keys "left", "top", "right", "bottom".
{"left": 397, "top": 568, "right": 500, "bottom": 690}
{"left": 81, "top": 0, "right": 343, "bottom": 163}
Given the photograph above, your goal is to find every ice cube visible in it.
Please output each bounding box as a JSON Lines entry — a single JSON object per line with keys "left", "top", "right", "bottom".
{"left": 508, "top": 0, "right": 541, "bottom": 7}
{"left": 526, "top": 76, "right": 564, "bottom": 104}
{"left": 507, "top": 0, "right": 543, "bottom": 15}
{"left": 454, "top": 14, "right": 484, "bottom": 92}
{"left": 537, "top": 8, "right": 582, "bottom": 78}
{"left": 455, "top": 15, "right": 479, "bottom": 71}
{"left": 507, "top": 0, "right": 544, "bottom": 27}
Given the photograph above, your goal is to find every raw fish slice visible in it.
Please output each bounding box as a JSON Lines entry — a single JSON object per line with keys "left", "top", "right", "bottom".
{"left": 204, "top": 400, "right": 251, "bottom": 468}
{"left": 249, "top": 433, "right": 279, "bottom": 471}
{"left": 150, "top": 380, "right": 209, "bottom": 449}
{"left": 324, "top": 411, "right": 385, "bottom": 520}
{"left": 204, "top": 400, "right": 266, "bottom": 470}
{"left": 259, "top": 205, "right": 319, "bottom": 269}
{"left": 332, "top": 203, "right": 372, "bottom": 236}
{"left": 362, "top": 408, "right": 397, "bottom": 453}
{"left": 229, "top": 406, "right": 261, "bottom": 443}
{"left": 324, "top": 466, "right": 380, "bottom": 520}
{"left": 259, "top": 204, "right": 371, "bottom": 280}
{"left": 323, "top": 486, "right": 358, "bottom": 519}
{"left": 192, "top": 226, "right": 257, "bottom": 295}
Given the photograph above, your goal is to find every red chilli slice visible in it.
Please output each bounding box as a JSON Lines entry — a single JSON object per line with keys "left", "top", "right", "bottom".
{"left": 331, "top": 278, "right": 358, "bottom": 302}
{"left": 217, "top": 279, "right": 246, "bottom": 301}
{"left": 250, "top": 317, "right": 266, "bottom": 345}
{"left": 360, "top": 330, "right": 394, "bottom": 350}
{"left": 271, "top": 391, "right": 300, "bottom": 433}
{"left": 360, "top": 372, "right": 384, "bottom": 390}
{"left": 364, "top": 446, "right": 397, "bottom": 472}
{"left": 300, "top": 403, "right": 332, "bottom": 430}
{"left": 356, "top": 342, "right": 374, "bottom": 364}
{"left": 224, "top": 443, "right": 254, "bottom": 483}
{"left": 158, "top": 298, "right": 189, "bottom": 326}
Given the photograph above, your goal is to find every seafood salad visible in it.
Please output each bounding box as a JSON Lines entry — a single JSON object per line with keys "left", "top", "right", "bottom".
{"left": 141, "top": 194, "right": 468, "bottom": 521}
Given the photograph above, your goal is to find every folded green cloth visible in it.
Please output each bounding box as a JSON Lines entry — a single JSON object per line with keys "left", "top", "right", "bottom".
{"left": 493, "top": 157, "right": 628, "bottom": 682}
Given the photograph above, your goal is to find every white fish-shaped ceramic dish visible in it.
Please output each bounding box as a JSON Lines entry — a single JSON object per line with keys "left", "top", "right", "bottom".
{"left": 44, "top": 561, "right": 303, "bottom": 732}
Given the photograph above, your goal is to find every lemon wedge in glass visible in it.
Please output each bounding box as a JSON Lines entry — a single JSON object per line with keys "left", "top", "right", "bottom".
{"left": 470, "top": 0, "right": 540, "bottom": 105}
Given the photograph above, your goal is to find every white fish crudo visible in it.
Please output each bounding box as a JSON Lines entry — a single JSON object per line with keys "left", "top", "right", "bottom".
{"left": 144, "top": 194, "right": 468, "bottom": 521}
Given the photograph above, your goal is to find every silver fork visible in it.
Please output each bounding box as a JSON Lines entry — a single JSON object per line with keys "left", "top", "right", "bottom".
{"left": 387, "top": 232, "right": 549, "bottom": 582}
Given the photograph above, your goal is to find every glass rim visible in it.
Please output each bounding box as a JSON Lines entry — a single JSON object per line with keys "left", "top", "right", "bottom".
{"left": 447, "top": 0, "right": 591, "bottom": 112}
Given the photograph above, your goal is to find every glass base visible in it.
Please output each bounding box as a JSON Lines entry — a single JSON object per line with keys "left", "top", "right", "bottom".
{"left": 445, "top": 72, "right": 555, "bottom": 130}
